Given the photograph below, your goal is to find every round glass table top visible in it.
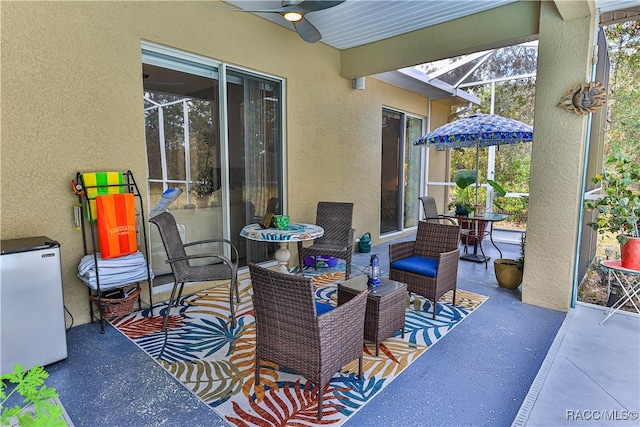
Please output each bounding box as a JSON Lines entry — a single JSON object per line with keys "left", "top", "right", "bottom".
{"left": 240, "top": 223, "right": 324, "bottom": 242}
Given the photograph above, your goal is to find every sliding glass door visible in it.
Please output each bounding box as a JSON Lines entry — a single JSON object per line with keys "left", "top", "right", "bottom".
{"left": 142, "top": 43, "right": 283, "bottom": 278}
{"left": 226, "top": 68, "right": 283, "bottom": 264}
{"left": 380, "top": 108, "right": 424, "bottom": 235}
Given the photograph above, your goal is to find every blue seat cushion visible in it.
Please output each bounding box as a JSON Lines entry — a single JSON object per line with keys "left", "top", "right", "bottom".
{"left": 391, "top": 256, "right": 439, "bottom": 277}
{"left": 315, "top": 301, "right": 334, "bottom": 316}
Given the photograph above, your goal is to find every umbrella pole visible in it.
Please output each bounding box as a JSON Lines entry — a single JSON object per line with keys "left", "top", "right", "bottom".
{"left": 475, "top": 143, "right": 480, "bottom": 206}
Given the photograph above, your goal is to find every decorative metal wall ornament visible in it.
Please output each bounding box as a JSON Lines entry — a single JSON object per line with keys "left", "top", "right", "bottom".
{"left": 557, "top": 81, "right": 606, "bottom": 114}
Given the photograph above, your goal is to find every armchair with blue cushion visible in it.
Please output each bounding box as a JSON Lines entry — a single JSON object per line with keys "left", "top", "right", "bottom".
{"left": 249, "top": 263, "right": 367, "bottom": 419}
{"left": 389, "top": 221, "right": 461, "bottom": 319}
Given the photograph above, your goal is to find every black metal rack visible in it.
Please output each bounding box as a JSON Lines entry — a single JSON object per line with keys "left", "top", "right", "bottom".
{"left": 75, "top": 171, "right": 153, "bottom": 333}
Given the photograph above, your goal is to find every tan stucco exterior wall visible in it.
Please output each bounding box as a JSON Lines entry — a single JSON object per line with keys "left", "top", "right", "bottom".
{"left": 522, "top": 2, "right": 596, "bottom": 311}
{"left": 1, "top": 1, "right": 429, "bottom": 325}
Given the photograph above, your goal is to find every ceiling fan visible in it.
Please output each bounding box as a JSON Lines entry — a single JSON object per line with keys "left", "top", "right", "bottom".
{"left": 204, "top": 1, "right": 346, "bottom": 43}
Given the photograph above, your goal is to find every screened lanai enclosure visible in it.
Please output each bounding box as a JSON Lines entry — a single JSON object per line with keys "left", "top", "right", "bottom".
{"left": 416, "top": 41, "right": 538, "bottom": 233}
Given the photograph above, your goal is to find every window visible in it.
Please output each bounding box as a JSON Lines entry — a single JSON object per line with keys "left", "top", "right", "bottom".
{"left": 380, "top": 108, "right": 425, "bottom": 235}
{"left": 142, "top": 43, "right": 284, "bottom": 275}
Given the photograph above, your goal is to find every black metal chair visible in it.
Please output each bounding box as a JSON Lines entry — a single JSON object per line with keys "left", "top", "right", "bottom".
{"left": 419, "top": 196, "right": 456, "bottom": 225}
{"left": 249, "top": 263, "right": 367, "bottom": 419}
{"left": 297, "top": 202, "right": 355, "bottom": 279}
{"left": 149, "top": 212, "right": 240, "bottom": 330}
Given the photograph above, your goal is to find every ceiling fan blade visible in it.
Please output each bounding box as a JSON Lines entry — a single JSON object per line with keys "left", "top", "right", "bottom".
{"left": 203, "top": 1, "right": 344, "bottom": 43}
{"left": 292, "top": 17, "right": 321, "bottom": 43}
{"left": 296, "top": 1, "right": 346, "bottom": 13}
{"left": 202, "top": 3, "right": 291, "bottom": 13}
{"left": 203, "top": 1, "right": 345, "bottom": 14}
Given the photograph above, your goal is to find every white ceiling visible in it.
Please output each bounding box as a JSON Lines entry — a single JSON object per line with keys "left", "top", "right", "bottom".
{"left": 219, "top": 0, "right": 640, "bottom": 50}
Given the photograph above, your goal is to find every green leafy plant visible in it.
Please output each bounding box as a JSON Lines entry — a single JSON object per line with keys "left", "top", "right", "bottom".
{"left": 487, "top": 178, "right": 507, "bottom": 210}
{"left": 448, "top": 169, "right": 477, "bottom": 214}
{"left": 1, "top": 364, "right": 65, "bottom": 426}
{"left": 448, "top": 169, "right": 507, "bottom": 214}
{"left": 191, "top": 162, "right": 216, "bottom": 198}
{"left": 585, "top": 150, "right": 640, "bottom": 245}
{"left": 516, "top": 232, "right": 526, "bottom": 270}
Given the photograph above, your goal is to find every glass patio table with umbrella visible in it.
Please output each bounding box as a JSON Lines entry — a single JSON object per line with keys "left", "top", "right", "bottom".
{"left": 414, "top": 113, "right": 533, "bottom": 264}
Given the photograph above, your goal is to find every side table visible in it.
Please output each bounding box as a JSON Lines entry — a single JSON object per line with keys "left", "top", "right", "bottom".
{"left": 338, "top": 275, "right": 406, "bottom": 356}
{"left": 599, "top": 259, "right": 640, "bottom": 325}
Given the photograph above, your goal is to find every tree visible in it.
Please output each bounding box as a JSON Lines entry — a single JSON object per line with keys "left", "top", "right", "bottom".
{"left": 605, "top": 20, "right": 640, "bottom": 160}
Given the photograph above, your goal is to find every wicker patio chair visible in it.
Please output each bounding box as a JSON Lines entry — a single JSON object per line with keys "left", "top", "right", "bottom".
{"left": 249, "top": 263, "right": 367, "bottom": 419}
{"left": 297, "top": 201, "right": 355, "bottom": 279}
{"left": 389, "top": 221, "right": 460, "bottom": 319}
{"left": 419, "top": 196, "right": 457, "bottom": 225}
{"left": 149, "top": 212, "right": 240, "bottom": 331}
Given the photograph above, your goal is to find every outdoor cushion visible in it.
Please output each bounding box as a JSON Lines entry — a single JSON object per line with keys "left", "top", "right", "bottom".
{"left": 315, "top": 301, "right": 335, "bottom": 316}
{"left": 391, "top": 256, "right": 439, "bottom": 277}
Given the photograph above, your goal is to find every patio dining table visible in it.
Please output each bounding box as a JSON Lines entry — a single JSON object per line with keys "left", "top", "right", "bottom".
{"left": 240, "top": 223, "right": 324, "bottom": 273}
{"left": 442, "top": 212, "right": 510, "bottom": 268}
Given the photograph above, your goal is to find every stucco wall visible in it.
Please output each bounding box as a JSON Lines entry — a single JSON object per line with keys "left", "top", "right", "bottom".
{"left": 1, "top": 1, "right": 429, "bottom": 325}
{"left": 523, "top": 2, "right": 595, "bottom": 311}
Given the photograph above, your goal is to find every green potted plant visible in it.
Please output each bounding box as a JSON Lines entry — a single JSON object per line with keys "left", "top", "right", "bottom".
{"left": 448, "top": 169, "right": 507, "bottom": 215}
{"left": 494, "top": 232, "right": 525, "bottom": 289}
{"left": 448, "top": 169, "right": 477, "bottom": 216}
{"left": 192, "top": 163, "right": 216, "bottom": 208}
{"left": 585, "top": 151, "right": 640, "bottom": 270}
{"left": 449, "top": 169, "right": 507, "bottom": 246}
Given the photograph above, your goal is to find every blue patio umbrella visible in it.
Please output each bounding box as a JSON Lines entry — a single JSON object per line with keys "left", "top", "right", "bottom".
{"left": 414, "top": 113, "right": 533, "bottom": 205}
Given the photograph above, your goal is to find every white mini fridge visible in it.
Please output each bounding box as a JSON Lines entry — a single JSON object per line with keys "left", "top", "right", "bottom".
{"left": 1, "top": 236, "right": 68, "bottom": 375}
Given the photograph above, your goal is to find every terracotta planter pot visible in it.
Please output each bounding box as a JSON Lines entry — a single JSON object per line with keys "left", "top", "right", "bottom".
{"left": 459, "top": 218, "right": 488, "bottom": 245}
{"left": 195, "top": 196, "right": 210, "bottom": 209}
{"left": 620, "top": 236, "right": 640, "bottom": 271}
{"left": 494, "top": 258, "right": 523, "bottom": 289}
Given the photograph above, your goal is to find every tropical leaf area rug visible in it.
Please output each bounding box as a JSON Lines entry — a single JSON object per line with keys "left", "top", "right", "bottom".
{"left": 112, "top": 262, "right": 488, "bottom": 426}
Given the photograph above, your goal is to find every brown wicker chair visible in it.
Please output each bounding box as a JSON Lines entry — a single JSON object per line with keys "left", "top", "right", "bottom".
{"left": 149, "top": 212, "right": 240, "bottom": 331}
{"left": 419, "top": 196, "right": 456, "bottom": 225}
{"left": 248, "top": 263, "right": 367, "bottom": 420}
{"left": 389, "top": 221, "right": 460, "bottom": 319}
{"left": 297, "top": 202, "right": 355, "bottom": 279}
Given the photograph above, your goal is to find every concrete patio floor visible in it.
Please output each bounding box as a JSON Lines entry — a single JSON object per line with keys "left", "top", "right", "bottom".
{"left": 42, "top": 234, "right": 638, "bottom": 426}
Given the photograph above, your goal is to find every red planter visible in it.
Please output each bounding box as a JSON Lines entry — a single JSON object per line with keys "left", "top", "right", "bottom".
{"left": 459, "top": 218, "right": 488, "bottom": 245}
{"left": 620, "top": 236, "right": 640, "bottom": 271}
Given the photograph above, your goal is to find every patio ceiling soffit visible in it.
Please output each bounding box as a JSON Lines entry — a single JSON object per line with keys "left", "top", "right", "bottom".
{"left": 339, "top": 1, "right": 540, "bottom": 80}
{"left": 599, "top": 5, "right": 640, "bottom": 25}
{"left": 371, "top": 68, "right": 480, "bottom": 107}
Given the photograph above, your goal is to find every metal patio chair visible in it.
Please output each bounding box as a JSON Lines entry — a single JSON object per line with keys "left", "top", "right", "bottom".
{"left": 149, "top": 212, "right": 240, "bottom": 331}
{"left": 419, "top": 196, "right": 457, "bottom": 225}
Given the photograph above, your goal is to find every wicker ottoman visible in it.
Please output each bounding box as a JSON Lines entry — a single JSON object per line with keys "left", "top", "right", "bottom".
{"left": 338, "top": 275, "right": 406, "bottom": 356}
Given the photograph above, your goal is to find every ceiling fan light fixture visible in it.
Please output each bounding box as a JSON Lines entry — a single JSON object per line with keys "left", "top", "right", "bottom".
{"left": 283, "top": 11, "right": 303, "bottom": 22}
